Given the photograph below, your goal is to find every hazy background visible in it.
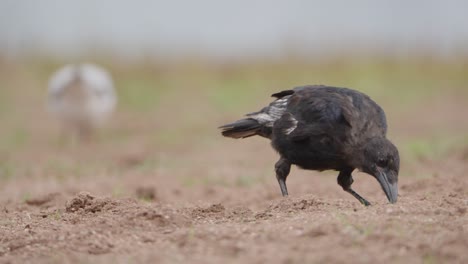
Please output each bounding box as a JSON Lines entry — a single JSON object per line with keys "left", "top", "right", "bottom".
{"left": 1, "top": 0, "right": 468, "bottom": 59}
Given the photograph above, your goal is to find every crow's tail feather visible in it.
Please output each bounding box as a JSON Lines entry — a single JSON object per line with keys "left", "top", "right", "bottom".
{"left": 219, "top": 118, "right": 261, "bottom": 139}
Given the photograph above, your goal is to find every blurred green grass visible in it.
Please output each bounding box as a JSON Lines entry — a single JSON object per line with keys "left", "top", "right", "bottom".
{"left": 403, "top": 134, "right": 468, "bottom": 161}
{"left": 9, "top": 54, "right": 466, "bottom": 114}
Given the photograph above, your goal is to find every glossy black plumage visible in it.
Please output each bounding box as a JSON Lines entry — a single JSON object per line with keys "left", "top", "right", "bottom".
{"left": 220, "top": 85, "right": 400, "bottom": 205}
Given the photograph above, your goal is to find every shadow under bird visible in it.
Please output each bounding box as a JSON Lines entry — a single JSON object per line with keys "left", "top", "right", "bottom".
{"left": 219, "top": 85, "right": 399, "bottom": 205}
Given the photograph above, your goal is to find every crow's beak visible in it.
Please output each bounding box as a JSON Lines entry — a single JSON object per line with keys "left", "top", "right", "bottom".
{"left": 376, "top": 170, "right": 398, "bottom": 204}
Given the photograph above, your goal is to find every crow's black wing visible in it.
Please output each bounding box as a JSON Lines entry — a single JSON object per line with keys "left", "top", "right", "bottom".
{"left": 277, "top": 86, "right": 387, "bottom": 144}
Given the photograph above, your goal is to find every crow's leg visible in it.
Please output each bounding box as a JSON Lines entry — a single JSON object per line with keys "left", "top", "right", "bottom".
{"left": 337, "top": 169, "right": 371, "bottom": 206}
{"left": 275, "top": 158, "right": 291, "bottom": 196}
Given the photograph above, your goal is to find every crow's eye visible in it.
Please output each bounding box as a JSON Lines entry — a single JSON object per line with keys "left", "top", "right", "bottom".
{"left": 377, "top": 157, "right": 388, "bottom": 167}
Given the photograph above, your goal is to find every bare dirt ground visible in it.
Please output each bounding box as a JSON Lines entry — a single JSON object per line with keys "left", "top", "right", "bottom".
{"left": 0, "top": 59, "right": 467, "bottom": 263}
{"left": 1, "top": 152, "right": 467, "bottom": 264}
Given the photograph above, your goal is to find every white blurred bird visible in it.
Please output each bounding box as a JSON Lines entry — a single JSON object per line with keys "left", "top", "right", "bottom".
{"left": 47, "top": 63, "right": 117, "bottom": 141}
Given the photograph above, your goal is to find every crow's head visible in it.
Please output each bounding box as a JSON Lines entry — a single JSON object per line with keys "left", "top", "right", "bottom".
{"left": 359, "top": 137, "right": 400, "bottom": 203}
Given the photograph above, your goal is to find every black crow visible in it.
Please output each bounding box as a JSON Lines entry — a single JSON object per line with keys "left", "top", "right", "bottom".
{"left": 219, "top": 85, "right": 399, "bottom": 205}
